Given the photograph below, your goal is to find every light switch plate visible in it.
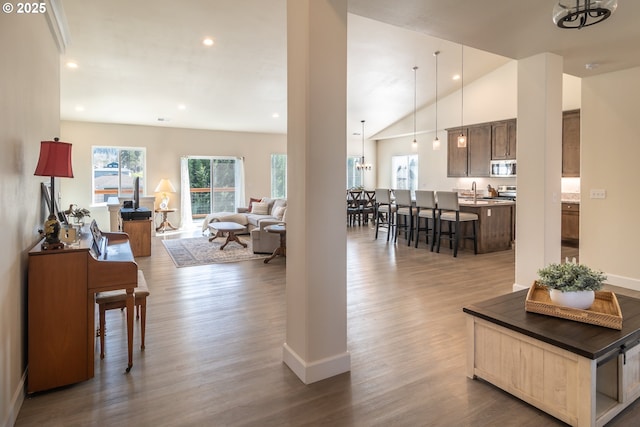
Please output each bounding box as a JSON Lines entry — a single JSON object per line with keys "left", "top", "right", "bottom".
{"left": 590, "top": 189, "right": 606, "bottom": 199}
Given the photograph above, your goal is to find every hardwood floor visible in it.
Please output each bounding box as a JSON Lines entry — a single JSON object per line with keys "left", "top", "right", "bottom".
{"left": 16, "top": 226, "right": 640, "bottom": 426}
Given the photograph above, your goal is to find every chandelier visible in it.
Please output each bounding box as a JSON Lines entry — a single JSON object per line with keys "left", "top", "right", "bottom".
{"left": 552, "top": 0, "right": 617, "bottom": 29}
{"left": 356, "top": 120, "right": 372, "bottom": 171}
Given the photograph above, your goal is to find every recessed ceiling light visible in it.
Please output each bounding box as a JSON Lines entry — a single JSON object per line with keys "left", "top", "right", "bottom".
{"left": 178, "top": 104, "right": 187, "bottom": 110}
{"left": 66, "top": 61, "right": 78, "bottom": 69}
{"left": 585, "top": 63, "right": 599, "bottom": 70}
{"left": 157, "top": 117, "right": 171, "bottom": 122}
{"left": 75, "top": 105, "right": 85, "bottom": 112}
{"left": 452, "top": 74, "right": 460, "bottom": 81}
{"left": 272, "top": 113, "right": 280, "bottom": 118}
{"left": 203, "top": 38, "right": 214, "bottom": 46}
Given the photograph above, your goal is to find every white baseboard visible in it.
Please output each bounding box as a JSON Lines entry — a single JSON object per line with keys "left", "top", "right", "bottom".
{"left": 605, "top": 273, "right": 640, "bottom": 292}
{"left": 282, "top": 343, "right": 350, "bottom": 384}
{"left": 512, "top": 282, "right": 529, "bottom": 292}
{"left": 2, "top": 369, "right": 26, "bottom": 427}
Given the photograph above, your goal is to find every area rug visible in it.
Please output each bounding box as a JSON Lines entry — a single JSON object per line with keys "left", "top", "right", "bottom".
{"left": 162, "top": 236, "right": 268, "bottom": 267}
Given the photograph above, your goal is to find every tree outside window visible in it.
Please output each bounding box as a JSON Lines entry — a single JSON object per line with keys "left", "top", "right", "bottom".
{"left": 271, "top": 154, "right": 287, "bottom": 198}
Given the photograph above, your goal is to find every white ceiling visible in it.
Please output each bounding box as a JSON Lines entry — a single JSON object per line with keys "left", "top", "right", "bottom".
{"left": 59, "top": 0, "right": 640, "bottom": 141}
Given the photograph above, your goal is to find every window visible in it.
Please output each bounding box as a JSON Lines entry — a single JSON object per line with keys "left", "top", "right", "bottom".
{"left": 92, "top": 147, "right": 146, "bottom": 204}
{"left": 346, "top": 156, "right": 363, "bottom": 189}
{"left": 187, "top": 157, "right": 244, "bottom": 218}
{"left": 391, "top": 155, "right": 418, "bottom": 195}
{"left": 271, "top": 154, "right": 287, "bottom": 198}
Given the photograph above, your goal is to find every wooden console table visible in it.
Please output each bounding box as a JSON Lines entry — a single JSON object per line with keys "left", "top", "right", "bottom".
{"left": 464, "top": 290, "right": 640, "bottom": 427}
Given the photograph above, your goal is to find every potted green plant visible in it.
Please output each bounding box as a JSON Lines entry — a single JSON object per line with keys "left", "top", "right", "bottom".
{"left": 64, "top": 204, "right": 91, "bottom": 226}
{"left": 537, "top": 260, "right": 607, "bottom": 309}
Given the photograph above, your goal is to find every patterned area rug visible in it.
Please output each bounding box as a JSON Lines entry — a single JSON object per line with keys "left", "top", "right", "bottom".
{"left": 162, "top": 236, "right": 268, "bottom": 267}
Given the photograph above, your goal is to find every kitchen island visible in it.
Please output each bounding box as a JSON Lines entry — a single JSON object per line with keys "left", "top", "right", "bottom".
{"left": 455, "top": 199, "right": 515, "bottom": 254}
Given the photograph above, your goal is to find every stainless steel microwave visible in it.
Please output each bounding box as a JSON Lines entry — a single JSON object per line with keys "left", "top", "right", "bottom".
{"left": 490, "top": 160, "right": 516, "bottom": 177}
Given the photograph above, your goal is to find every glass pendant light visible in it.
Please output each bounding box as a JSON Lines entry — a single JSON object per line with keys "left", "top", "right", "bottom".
{"left": 457, "top": 45, "right": 467, "bottom": 148}
{"left": 432, "top": 51, "right": 441, "bottom": 150}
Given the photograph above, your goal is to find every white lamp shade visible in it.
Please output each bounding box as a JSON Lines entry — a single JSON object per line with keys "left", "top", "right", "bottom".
{"left": 154, "top": 179, "right": 176, "bottom": 193}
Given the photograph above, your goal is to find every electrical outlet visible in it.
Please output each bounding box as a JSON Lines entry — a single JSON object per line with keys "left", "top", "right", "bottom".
{"left": 487, "top": 209, "right": 491, "bottom": 217}
{"left": 590, "top": 189, "right": 606, "bottom": 199}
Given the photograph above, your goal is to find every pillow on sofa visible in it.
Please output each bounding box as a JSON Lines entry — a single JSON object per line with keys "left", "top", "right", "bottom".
{"left": 252, "top": 202, "right": 270, "bottom": 215}
{"left": 273, "top": 206, "right": 286, "bottom": 220}
{"left": 248, "top": 197, "right": 262, "bottom": 212}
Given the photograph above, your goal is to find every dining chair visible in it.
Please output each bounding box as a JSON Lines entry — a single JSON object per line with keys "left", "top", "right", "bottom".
{"left": 346, "top": 190, "right": 363, "bottom": 226}
{"left": 362, "top": 190, "right": 376, "bottom": 225}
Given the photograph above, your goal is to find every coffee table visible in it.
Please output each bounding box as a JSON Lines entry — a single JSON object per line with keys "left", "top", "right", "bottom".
{"left": 264, "top": 224, "right": 286, "bottom": 263}
{"left": 208, "top": 222, "right": 247, "bottom": 250}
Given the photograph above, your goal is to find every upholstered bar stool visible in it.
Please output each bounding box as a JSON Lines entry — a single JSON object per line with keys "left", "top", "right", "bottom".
{"left": 435, "top": 191, "right": 478, "bottom": 257}
{"left": 95, "top": 270, "right": 150, "bottom": 359}
{"left": 374, "top": 188, "right": 396, "bottom": 242}
{"left": 414, "top": 190, "right": 437, "bottom": 251}
{"left": 393, "top": 189, "right": 415, "bottom": 245}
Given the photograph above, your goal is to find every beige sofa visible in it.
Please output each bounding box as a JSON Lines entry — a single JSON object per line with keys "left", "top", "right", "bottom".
{"left": 202, "top": 198, "right": 286, "bottom": 254}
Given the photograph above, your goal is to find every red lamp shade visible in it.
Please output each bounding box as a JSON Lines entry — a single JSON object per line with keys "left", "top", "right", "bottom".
{"left": 34, "top": 139, "right": 74, "bottom": 178}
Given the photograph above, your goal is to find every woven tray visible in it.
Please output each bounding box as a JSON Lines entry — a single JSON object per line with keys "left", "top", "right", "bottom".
{"left": 525, "top": 282, "right": 623, "bottom": 330}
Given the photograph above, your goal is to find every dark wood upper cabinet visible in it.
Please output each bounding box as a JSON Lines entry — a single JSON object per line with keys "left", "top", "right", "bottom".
{"left": 491, "top": 119, "right": 517, "bottom": 160}
{"left": 447, "top": 128, "right": 468, "bottom": 177}
{"left": 467, "top": 124, "right": 491, "bottom": 177}
{"left": 562, "top": 109, "right": 580, "bottom": 177}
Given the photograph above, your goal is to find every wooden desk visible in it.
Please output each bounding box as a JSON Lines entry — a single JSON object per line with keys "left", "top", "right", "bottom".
{"left": 464, "top": 290, "right": 640, "bottom": 427}
{"left": 27, "top": 230, "right": 138, "bottom": 393}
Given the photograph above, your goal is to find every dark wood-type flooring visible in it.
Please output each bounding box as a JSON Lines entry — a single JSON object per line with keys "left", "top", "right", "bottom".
{"left": 16, "top": 225, "right": 640, "bottom": 426}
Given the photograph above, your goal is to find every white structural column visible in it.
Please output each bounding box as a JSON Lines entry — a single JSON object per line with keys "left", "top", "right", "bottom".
{"left": 514, "top": 53, "right": 563, "bottom": 290}
{"left": 283, "top": 0, "right": 350, "bottom": 383}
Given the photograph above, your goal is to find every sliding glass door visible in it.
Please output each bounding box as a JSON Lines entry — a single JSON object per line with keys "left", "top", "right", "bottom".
{"left": 185, "top": 157, "right": 244, "bottom": 219}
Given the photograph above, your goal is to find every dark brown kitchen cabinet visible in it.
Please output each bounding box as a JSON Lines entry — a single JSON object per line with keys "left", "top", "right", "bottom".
{"left": 447, "top": 124, "right": 491, "bottom": 177}
{"left": 447, "top": 128, "right": 468, "bottom": 177}
{"left": 561, "top": 202, "right": 579, "bottom": 246}
{"left": 562, "top": 110, "right": 580, "bottom": 177}
{"left": 467, "top": 124, "right": 492, "bottom": 177}
{"left": 491, "top": 119, "right": 517, "bottom": 160}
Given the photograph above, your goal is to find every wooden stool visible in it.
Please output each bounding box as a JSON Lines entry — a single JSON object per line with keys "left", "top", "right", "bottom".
{"left": 96, "top": 270, "right": 150, "bottom": 359}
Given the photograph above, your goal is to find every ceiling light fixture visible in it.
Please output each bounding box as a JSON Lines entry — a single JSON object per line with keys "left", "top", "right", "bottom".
{"left": 457, "top": 45, "right": 466, "bottom": 148}
{"left": 356, "top": 120, "right": 372, "bottom": 171}
{"left": 203, "top": 38, "right": 214, "bottom": 46}
{"left": 412, "top": 66, "right": 418, "bottom": 146}
{"left": 432, "top": 51, "right": 441, "bottom": 151}
{"left": 66, "top": 61, "right": 78, "bottom": 69}
{"left": 552, "top": 0, "right": 617, "bottom": 29}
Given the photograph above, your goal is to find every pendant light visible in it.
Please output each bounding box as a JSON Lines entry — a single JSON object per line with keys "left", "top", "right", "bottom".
{"left": 457, "top": 45, "right": 467, "bottom": 148}
{"left": 432, "top": 51, "right": 441, "bottom": 150}
{"left": 412, "top": 66, "right": 418, "bottom": 145}
{"left": 356, "top": 120, "right": 372, "bottom": 171}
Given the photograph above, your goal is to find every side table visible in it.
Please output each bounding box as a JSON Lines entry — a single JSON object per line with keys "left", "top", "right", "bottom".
{"left": 264, "top": 224, "right": 286, "bottom": 263}
{"left": 155, "top": 208, "right": 177, "bottom": 232}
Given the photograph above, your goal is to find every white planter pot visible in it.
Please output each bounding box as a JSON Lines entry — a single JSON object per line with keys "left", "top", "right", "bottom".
{"left": 549, "top": 289, "right": 595, "bottom": 310}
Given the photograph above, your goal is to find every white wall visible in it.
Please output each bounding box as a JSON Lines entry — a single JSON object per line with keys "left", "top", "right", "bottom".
{"left": 581, "top": 67, "right": 640, "bottom": 289}
{"left": 60, "top": 121, "right": 287, "bottom": 230}
{"left": 0, "top": 13, "right": 60, "bottom": 427}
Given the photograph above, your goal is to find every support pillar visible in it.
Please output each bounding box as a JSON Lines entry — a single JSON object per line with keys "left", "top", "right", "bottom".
{"left": 283, "top": 0, "right": 350, "bottom": 383}
{"left": 514, "top": 53, "right": 563, "bottom": 290}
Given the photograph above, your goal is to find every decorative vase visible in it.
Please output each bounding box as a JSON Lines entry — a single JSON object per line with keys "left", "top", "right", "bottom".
{"left": 549, "top": 289, "right": 595, "bottom": 310}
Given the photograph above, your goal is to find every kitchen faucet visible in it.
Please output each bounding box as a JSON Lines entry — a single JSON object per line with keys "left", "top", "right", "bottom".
{"left": 472, "top": 181, "right": 477, "bottom": 203}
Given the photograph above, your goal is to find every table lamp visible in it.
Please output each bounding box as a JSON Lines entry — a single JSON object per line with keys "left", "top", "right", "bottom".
{"left": 34, "top": 138, "right": 74, "bottom": 249}
{"left": 154, "top": 178, "right": 176, "bottom": 209}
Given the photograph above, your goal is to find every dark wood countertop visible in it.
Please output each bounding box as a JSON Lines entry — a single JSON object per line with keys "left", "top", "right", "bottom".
{"left": 463, "top": 289, "right": 640, "bottom": 360}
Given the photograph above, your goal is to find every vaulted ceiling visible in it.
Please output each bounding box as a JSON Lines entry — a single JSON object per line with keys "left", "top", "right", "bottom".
{"left": 59, "top": 0, "right": 640, "bottom": 140}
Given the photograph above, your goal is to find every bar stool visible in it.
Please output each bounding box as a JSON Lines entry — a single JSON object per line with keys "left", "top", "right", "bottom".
{"left": 374, "top": 188, "right": 396, "bottom": 242}
{"left": 414, "top": 190, "right": 437, "bottom": 251}
{"left": 435, "top": 191, "right": 478, "bottom": 257}
{"left": 95, "top": 270, "right": 150, "bottom": 359}
{"left": 393, "top": 189, "right": 415, "bottom": 245}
